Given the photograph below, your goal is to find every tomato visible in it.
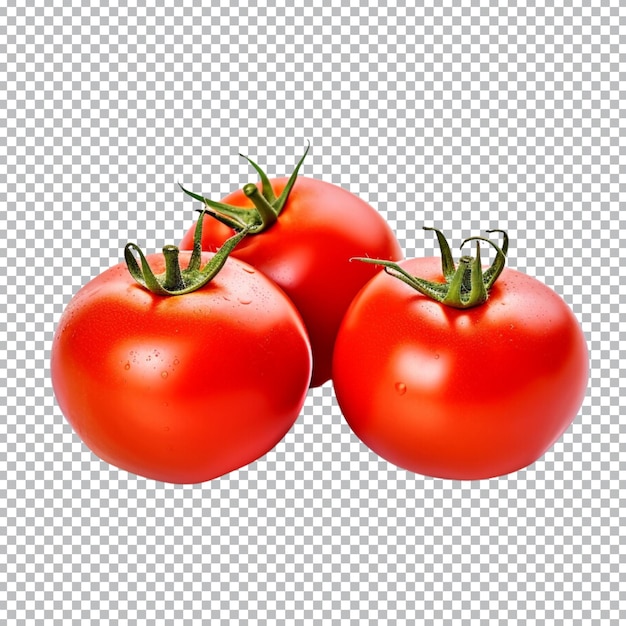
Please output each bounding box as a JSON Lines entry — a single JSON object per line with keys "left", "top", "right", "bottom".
{"left": 332, "top": 230, "right": 588, "bottom": 480}
{"left": 51, "top": 239, "right": 312, "bottom": 484}
{"left": 178, "top": 149, "right": 402, "bottom": 387}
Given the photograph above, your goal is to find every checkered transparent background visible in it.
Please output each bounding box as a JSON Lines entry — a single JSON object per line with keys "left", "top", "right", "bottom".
{"left": 2, "top": 0, "right": 624, "bottom": 624}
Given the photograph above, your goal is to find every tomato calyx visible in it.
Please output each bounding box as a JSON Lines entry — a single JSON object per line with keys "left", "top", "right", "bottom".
{"left": 124, "top": 210, "right": 251, "bottom": 296}
{"left": 353, "top": 227, "right": 509, "bottom": 309}
{"left": 178, "top": 142, "right": 311, "bottom": 235}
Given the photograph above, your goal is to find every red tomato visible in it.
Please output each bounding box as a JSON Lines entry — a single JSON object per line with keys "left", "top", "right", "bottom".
{"left": 332, "top": 254, "right": 589, "bottom": 480}
{"left": 179, "top": 175, "right": 402, "bottom": 387}
{"left": 51, "top": 251, "right": 312, "bottom": 484}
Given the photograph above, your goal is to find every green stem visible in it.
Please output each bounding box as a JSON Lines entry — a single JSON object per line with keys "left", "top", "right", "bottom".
{"left": 162, "top": 245, "right": 186, "bottom": 291}
{"left": 243, "top": 183, "right": 278, "bottom": 230}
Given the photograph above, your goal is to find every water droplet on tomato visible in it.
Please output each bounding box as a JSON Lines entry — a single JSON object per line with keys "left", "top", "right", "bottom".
{"left": 161, "top": 371, "right": 168, "bottom": 379}
{"left": 238, "top": 297, "right": 252, "bottom": 305}
{"left": 395, "top": 382, "right": 407, "bottom": 396}
{"left": 241, "top": 266, "right": 255, "bottom": 274}
{"left": 434, "top": 354, "right": 440, "bottom": 359}
{"left": 124, "top": 362, "right": 131, "bottom": 370}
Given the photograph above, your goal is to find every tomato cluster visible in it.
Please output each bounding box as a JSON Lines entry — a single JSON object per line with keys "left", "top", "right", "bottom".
{"left": 51, "top": 146, "right": 588, "bottom": 483}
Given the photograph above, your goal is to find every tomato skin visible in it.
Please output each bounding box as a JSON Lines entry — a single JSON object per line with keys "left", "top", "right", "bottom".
{"left": 51, "top": 252, "right": 312, "bottom": 484}
{"left": 332, "top": 257, "right": 589, "bottom": 480}
{"left": 179, "top": 176, "right": 403, "bottom": 387}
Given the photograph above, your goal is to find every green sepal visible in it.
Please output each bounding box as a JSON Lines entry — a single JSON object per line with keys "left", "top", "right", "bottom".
{"left": 177, "top": 182, "right": 261, "bottom": 232}
{"left": 179, "top": 142, "right": 310, "bottom": 235}
{"left": 124, "top": 210, "right": 251, "bottom": 296}
{"left": 352, "top": 227, "right": 508, "bottom": 309}
{"left": 239, "top": 153, "right": 277, "bottom": 204}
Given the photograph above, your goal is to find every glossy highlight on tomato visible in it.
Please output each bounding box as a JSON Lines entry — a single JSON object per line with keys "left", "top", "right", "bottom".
{"left": 179, "top": 167, "right": 402, "bottom": 388}
{"left": 332, "top": 245, "right": 588, "bottom": 480}
{"left": 51, "top": 250, "right": 312, "bottom": 484}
